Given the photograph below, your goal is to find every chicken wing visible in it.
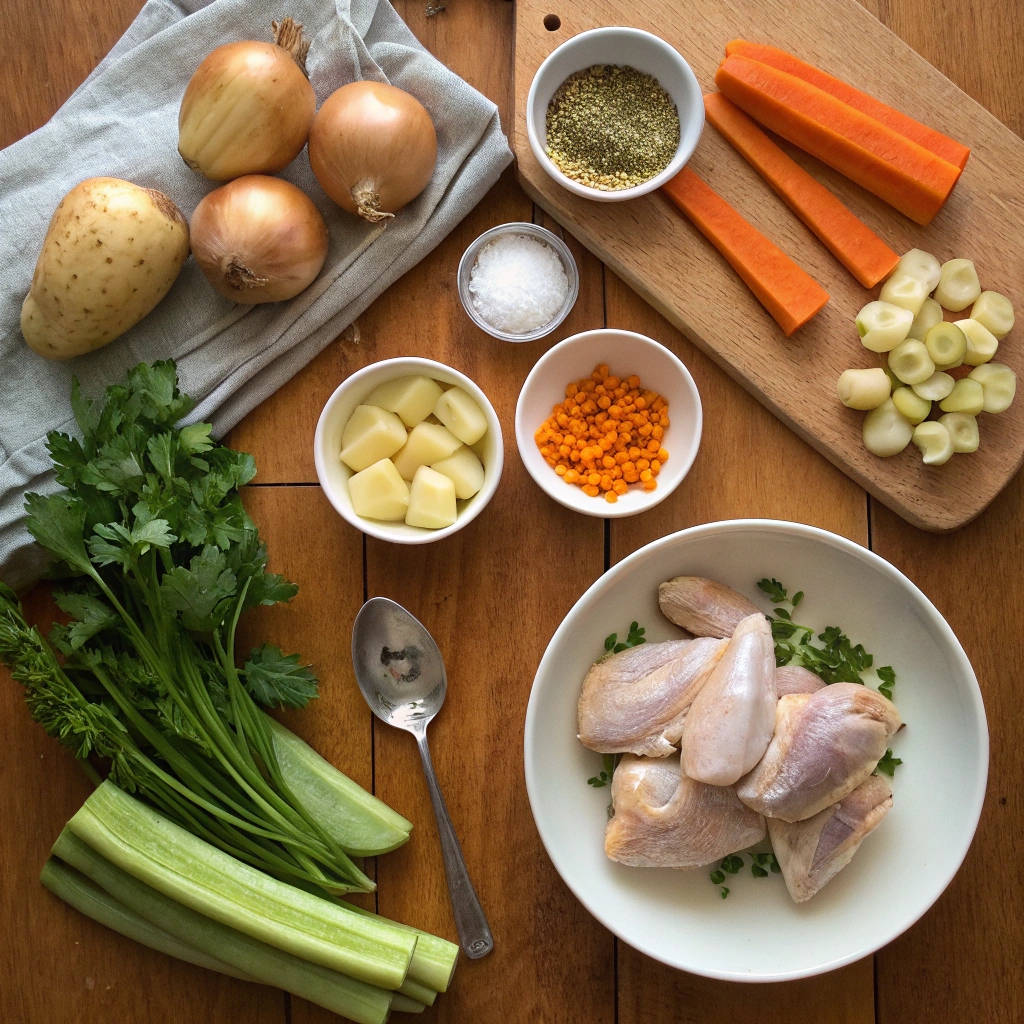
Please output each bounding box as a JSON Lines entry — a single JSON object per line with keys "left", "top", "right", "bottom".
{"left": 658, "top": 576, "right": 761, "bottom": 638}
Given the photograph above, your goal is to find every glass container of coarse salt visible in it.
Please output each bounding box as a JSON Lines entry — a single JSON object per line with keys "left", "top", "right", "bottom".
{"left": 457, "top": 223, "right": 579, "bottom": 342}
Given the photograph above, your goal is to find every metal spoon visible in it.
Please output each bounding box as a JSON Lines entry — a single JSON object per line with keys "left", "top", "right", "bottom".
{"left": 351, "top": 597, "right": 494, "bottom": 959}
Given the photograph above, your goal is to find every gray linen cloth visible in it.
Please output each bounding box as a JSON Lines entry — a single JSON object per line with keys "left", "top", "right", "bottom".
{"left": 0, "top": 0, "right": 512, "bottom": 591}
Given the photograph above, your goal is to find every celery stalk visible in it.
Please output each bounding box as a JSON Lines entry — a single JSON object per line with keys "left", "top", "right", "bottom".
{"left": 391, "top": 993, "right": 426, "bottom": 1013}
{"left": 397, "top": 977, "right": 438, "bottom": 1007}
{"left": 68, "top": 782, "right": 416, "bottom": 990}
{"left": 51, "top": 830, "right": 394, "bottom": 1024}
{"left": 40, "top": 858, "right": 255, "bottom": 983}
{"left": 266, "top": 715, "right": 413, "bottom": 856}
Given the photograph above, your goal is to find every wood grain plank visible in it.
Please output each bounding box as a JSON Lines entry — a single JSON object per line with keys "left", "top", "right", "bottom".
{"left": 513, "top": 0, "right": 1024, "bottom": 531}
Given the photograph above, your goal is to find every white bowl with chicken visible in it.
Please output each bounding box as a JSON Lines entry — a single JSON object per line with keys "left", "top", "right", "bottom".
{"left": 523, "top": 520, "right": 987, "bottom": 982}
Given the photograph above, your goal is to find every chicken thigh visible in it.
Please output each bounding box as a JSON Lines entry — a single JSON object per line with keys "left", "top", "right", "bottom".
{"left": 681, "top": 613, "right": 777, "bottom": 786}
{"left": 768, "top": 775, "right": 893, "bottom": 902}
{"left": 658, "top": 576, "right": 761, "bottom": 638}
{"left": 605, "top": 753, "right": 766, "bottom": 868}
{"left": 578, "top": 638, "right": 729, "bottom": 756}
{"left": 737, "top": 684, "right": 901, "bottom": 822}
{"left": 776, "top": 665, "right": 826, "bottom": 697}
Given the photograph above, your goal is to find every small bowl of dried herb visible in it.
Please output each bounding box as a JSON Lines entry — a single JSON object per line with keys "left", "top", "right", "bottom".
{"left": 526, "top": 27, "right": 704, "bottom": 202}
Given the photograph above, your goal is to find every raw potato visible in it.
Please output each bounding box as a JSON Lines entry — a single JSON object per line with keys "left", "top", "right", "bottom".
{"left": 907, "top": 297, "right": 943, "bottom": 342}
{"left": 433, "top": 388, "right": 487, "bottom": 446}
{"left": 911, "top": 371, "right": 955, "bottom": 402}
{"left": 405, "top": 466, "right": 457, "bottom": 529}
{"left": 339, "top": 406, "right": 408, "bottom": 472}
{"left": 21, "top": 178, "right": 189, "bottom": 360}
{"left": 892, "top": 387, "right": 931, "bottom": 425}
{"left": 912, "top": 421, "right": 953, "bottom": 465}
{"left": 970, "top": 291, "right": 1014, "bottom": 339}
{"left": 392, "top": 422, "right": 462, "bottom": 480}
{"left": 888, "top": 339, "right": 935, "bottom": 385}
{"left": 924, "top": 322, "right": 966, "bottom": 369}
{"left": 892, "top": 248, "right": 942, "bottom": 291}
{"left": 879, "top": 271, "right": 929, "bottom": 316}
{"left": 939, "top": 412, "right": 980, "bottom": 453}
{"left": 431, "top": 445, "right": 484, "bottom": 500}
{"left": 856, "top": 301, "right": 913, "bottom": 353}
{"left": 862, "top": 399, "right": 914, "bottom": 457}
{"left": 934, "top": 259, "right": 981, "bottom": 312}
{"left": 939, "top": 378, "right": 984, "bottom": 416}
{"left": 968, "top": 363, "right": 1017, "bottom": 414}
{"left": 365, "top": 375, "right": 443, "bottom": 428}
{"left": 347, "top": 459, "right": 410, "bottom": 521}
{"left": 957, "top": 319, "right": 999, "bottom": 366}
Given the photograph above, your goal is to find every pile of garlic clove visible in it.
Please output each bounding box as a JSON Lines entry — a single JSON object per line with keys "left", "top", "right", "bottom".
{"left": 840, "top": 249, "right": 1016, "bottom": 466}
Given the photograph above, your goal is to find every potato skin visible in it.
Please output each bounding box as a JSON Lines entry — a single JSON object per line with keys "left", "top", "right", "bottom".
{"left": 21, "top": 177, "right": 190, "bottom": 360}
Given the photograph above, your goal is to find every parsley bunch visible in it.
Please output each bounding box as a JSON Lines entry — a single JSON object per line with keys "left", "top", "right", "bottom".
{"left": 0, "top": 362, "right": 370, "bottom": 894}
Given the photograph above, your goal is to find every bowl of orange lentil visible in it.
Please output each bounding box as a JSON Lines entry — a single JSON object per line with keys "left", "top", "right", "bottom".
{"left": 515, "top": 329, "right": 702, "bottom": 517}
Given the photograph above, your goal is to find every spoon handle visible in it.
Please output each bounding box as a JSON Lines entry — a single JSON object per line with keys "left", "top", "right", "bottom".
{"left": 415, "top": 732, "right": 494, "bottom": 959}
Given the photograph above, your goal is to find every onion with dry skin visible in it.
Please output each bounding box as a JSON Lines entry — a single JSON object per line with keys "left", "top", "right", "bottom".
{"left": 308, "top": 81, "right": 437, "bottom": 224}
{"left": 190, "top": 175, "right": 329, "bottom": 304}
{"left": 178, "top": 18, "right": 316, "bottom": 181}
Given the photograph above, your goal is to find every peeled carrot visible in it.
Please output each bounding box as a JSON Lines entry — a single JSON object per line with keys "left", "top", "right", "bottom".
{"left": 661, "top": 167, "right": 829, "bottom": 336}
{"left": 716, "top": 55, "right": 962, "bottom": 225}
{"left": 725, "top": 41, "right": 970, "bottom": 171}
{"left": 703, "top": 92, "right": 899, "bottom": 288}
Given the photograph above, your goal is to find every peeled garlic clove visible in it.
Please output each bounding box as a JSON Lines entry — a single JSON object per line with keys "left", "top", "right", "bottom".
{"left": 968, "top": 362, "right": 1017, "bottom": 413}
{"left": 939, "top": 412, "right": 980, "bottom": 453}
{"left": 925, "top": 321, "right": 967, "bottom": 369}
{"left": 888, "top": 339, "right": 935, "bottom": 385}
{"left": 911, "top": 371, "right": 955, "bottom": 402}
{"left": 934, "top": 259, "right": 982, "bottom": 312}
{"left": 970, "top": 291, "right": 1014, "bottom": 340}
{"left": 907, "top": 296, "right": 944, "bottom": 342}
{"left": 939, "top": 378, "right": 985, "bottom": 415}
{"left": 892, "top": 386, "right": 931, "bottom": 425}
{"left": 879, "top": 271, "right": 929, "bottom": 317}
{"left": 837, "top": 368, "right": 891, "bottom": 410}
{"left": 912, "top": 421, "right": 953, "bottom": 465}
{"left": 856, "top": 301, "right": 913, "bottom": 353}
{"left": 863, "top": 398, "right": 914, "bottom": 457}
{"left": 956, "top": 319, "right": 999, "bottom": 366}
{"left": 892, "top": 248, "right": 942, "bottom": 291}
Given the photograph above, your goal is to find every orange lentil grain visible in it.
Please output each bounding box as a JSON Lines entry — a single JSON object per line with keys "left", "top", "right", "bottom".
{"left": 605, "top": 490, "right": 618, "bottom": 504}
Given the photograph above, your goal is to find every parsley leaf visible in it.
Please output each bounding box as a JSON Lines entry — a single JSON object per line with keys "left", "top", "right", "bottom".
{"left": 877, "top": 665, "right": 896, "bottom": 701}
{"left": 243, "top": 644, "right": 318, "bottom": 709}
{"left": 720, "top": 887, "right": 730, "bottom": 899}
{"left": 876, "top": 749, "right": 903, "bottom": 777}
{"left": 603, "top": 620, "right": 647, "bottom": 655}
{"left": 588, "top": 753, "right": 617, "bottom": 788}
{"left": 757, "top": 578, "right": 787, "bottom": 603}
{"left": 709, "top": 869, "right": 725, "bottom": 884}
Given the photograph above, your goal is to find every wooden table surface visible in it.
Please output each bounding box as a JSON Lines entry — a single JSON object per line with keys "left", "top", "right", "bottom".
{"left": 1, "top": 1, "right": 1021, "bottom": 1022}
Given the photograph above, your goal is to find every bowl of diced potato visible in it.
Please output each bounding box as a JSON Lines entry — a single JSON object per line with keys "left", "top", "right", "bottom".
{"left": 314, "top": 357, "right": 503, "bottom": 544}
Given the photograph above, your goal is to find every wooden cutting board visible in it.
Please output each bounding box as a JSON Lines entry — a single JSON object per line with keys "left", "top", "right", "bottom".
{"left": 512, "top": 0, "right": 1024, "bottom": 531}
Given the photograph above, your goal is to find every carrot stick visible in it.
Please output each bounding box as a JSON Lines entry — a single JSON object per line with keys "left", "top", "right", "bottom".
{"left": 715, "top": 55, "right": 962, "bottom": 225}
{"left": 725, "top": 41, "right": 970, "bottom": 170}
{"left": 703, "top": 92, "right": 899, "bottom": 288}
{"left": 661, "top": 167, "right": 829, "bottom": 336}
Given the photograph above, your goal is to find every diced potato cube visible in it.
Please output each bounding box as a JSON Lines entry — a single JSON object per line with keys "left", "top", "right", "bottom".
{"left": 347, "top": 459, "right": 410, "bottom": 521}
{"left": 912, "top": 421, "right": 953, "bottom": 466}
{"left": 892, "top": 249, "right": 942, "bottom": 291}
{"left": 879, "top": 271, "right": 929, "bottom": 316}
{"left": 888, "top": 339, "right": 935, "bottom": 385}
{"left": 911, "top": 371, "right": 955, "bottom": 402}
{"left": 340, "top": 406, "right": 409, "bottom": 473}
{"left": 968, "top": 363, "right": 1016, "bottom": 414}
{"left": 856, "top": 301, "right": 913, "bottom": 353}
{"left": 939, "top": 413, "right": 980, "bottom": 453}
{"left": 924, "top": 322, "right": 966, "bottom": 369}
{"left": 405, "top": 466, "right": 457, "bottom": 529}
{"left": 934, "top": 259, "right": 981, "bottom": 312}
{"left": 892, "top": 387, "right": 931, "bottom": 425}
{"left": 907, "top": 297, "right": 944, "bottom": 342}
{"left": 970, "top": 291, "right": 1014, "bottom": 339}
{"left": 392, "top": 422, "right": 462, "bottom": 480}
{"left": 863, "top": 399, "right": 914, "bottom": 457}
{"left": 364, "top": 375, "right": 444, "bottom": 428}
{"left": 956, "top": 319, "right": 999, "bottom": 366}
{"left": 433, "top": 388, "right": 488, "bottom": 446}
{"left": 939, "top": 378, "right": 984, "bottom": 415}
{"left": 431, "top": 445, "right": 485, "bottom": 499}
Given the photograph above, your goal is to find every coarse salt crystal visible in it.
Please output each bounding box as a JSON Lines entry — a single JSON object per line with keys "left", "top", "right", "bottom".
{"left": 469, "top": 233, "right": 569, "bottom": 335}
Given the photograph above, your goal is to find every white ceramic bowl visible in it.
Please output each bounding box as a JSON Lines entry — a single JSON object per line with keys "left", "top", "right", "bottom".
{"left": 526, "top": 26, "right": 704, "bottom": 202}
{"left": 524, "top": 520, "right": 988, "bottom": 981}
{"left": 314, "top": 358, "right": 503, "bottom": 544}
{"left": 515, "top": 329, "right": 701, "bottom": 518}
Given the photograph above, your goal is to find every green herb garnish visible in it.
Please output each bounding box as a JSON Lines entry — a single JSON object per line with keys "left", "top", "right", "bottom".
{"left": 587, "top": 753, "right": 616, "bottom": 788}
{"left": 720, "top": 854, "right": 744, "bottom": 875}
{"left": 720, "top": 886, "right": 730, "bottom": 899}
{"left": 709, "top": 868, "right": 725, "bottom": 884}
{"left": 750, "top": 852, "right": 780, "bottom": 877}
{"left": 877, "top": 665, "right": 897, "bottom": 701}
{"left": 604, "top": 621, "right": 646, "bottom": 654}
{"left": 875, "top": 749, "right": 903, "bottom": 777}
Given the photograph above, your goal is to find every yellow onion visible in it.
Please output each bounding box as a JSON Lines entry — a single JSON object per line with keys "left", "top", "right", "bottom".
{"left": 178, "top": 18, "right": 316, "bottom": 181}
{"left": 308, "top": 81, "right": 437, "bottom": 224}
{"left": 190, "top": 175, "right": 329, "bottom": 304}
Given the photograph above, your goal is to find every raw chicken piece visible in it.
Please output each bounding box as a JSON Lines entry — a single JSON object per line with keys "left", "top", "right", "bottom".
{"left": 737, "top": 684, "right": 901, "bottom": 822}
{"left": 658, "top": 576, "right": 761, "bottom": 638}
{"left": 776, "top": 665, "right": 826, "bottom": 697}
{"left": 578, "top": 638, "right": 728, "bottom": 756}
{"left": 768, "top": 775, "right": 893, "bottom": 903}
{"left": 681, "top": 613, "right": 777, "bottom": 786}
{"left": 605, "top": 753, "right": 766, "bottom": 868}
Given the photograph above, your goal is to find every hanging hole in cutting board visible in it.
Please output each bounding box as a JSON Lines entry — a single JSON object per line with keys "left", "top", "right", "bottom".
{"left": 543, "top": 14, "right": 561, "bottom": 30}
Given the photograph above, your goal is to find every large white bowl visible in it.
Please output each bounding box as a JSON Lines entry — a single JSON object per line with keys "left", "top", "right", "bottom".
{"left": 314, "top": 358, "right": 503, "bottom": 544}
{"left": 524, "top": 520, "right": 987, "bottom": 981}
